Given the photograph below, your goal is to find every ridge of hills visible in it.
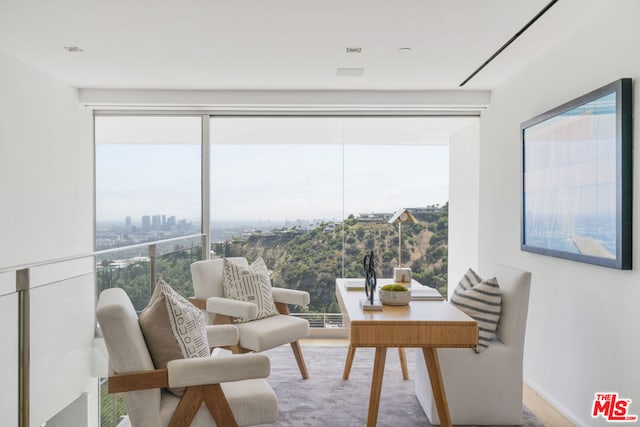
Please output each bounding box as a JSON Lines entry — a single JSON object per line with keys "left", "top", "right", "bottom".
{"left": 98, "top": 205, "right": 448, "bottom": 313}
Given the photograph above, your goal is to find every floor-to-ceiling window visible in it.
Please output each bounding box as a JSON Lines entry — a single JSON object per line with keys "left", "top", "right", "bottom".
{"left": 94, "top": 115, "right": 203, "bottom": 310}
{"left": 92, "top": 112, "right": 475, "bottom": 426}
{"left": 210, "top": 116, "right": 470, "bottom": 313}
{"left": 210, "top": 117, "right": 344, "bottom": 312}
{"left": 94, "top": 115, "right": 204, "bottom": 427}
{"left": 95, "top": 116, "right": 202, "bottom": 248}
{"left": 94, "top": 114, "right": 475, "bottom": 315}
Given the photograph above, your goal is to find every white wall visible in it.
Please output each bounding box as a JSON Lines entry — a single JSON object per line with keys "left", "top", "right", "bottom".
{"left": 0, "top": 51, "right": 93, "bottom": 266}
{"left": 0, "top": 50, "right": 95, "bottom": 426}
{"left": 448, "top": 121, "right": 480, "bottom": 296}
{"left": 478, "top": 1, "right": 640, "bottom": 425}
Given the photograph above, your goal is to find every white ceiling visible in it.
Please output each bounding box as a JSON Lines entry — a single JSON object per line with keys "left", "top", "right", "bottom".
{"left": 0, "top": 0, "right": 600, "bottom": 91}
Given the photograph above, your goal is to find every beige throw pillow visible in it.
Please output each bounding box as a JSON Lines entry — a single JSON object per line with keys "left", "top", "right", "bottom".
{"left": 222, "top": 257, "right": 279, "bottom": 323}
{"left": 138, "top": 278, "right": 210, "bottom": 395}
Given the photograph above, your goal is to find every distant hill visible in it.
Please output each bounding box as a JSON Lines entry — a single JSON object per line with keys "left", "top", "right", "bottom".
{"left": 213, "top": 204, "right": 448, "bottom": 312}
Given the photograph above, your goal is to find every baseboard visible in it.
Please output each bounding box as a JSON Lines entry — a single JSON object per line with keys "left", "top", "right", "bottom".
{"left": 523, "top": 382, "right": 576, "bottom": 427}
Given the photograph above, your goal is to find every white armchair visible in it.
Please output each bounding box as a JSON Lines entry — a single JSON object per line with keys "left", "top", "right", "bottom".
{"left": 96, "top": 287, "right": 278, "bottom": 427}
{"left": 190, "top": 257, "right": 311, "bottom": 379}
{"left": 415, "top": 264, "right": 532, "bottom": 425}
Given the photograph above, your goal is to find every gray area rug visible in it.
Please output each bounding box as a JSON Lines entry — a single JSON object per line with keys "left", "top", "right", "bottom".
{"left": 260, "top": 345, "right": 543, "bottom": 427}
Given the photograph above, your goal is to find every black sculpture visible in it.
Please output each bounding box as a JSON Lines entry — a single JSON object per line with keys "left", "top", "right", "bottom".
{"left": 363, "top": 250, "right": 377, "bottom": 306}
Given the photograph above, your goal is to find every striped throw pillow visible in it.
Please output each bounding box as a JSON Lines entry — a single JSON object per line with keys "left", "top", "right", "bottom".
{"left": 222, "top": 258, "right": 279, "bottom": 323}
{"left": 450, "top": 268, "right": 502, "bottom": 353}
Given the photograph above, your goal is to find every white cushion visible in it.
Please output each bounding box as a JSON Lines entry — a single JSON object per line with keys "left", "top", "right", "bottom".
{"left": 271, "top": 287, "right": 310, "bottom": 306}
{"left": 167, "top": 353, "right": 270, "bottom": 388}
{"left": 222, "top": 258, "right": 279, "bottom": 323}
{"left": 205, "top": 324, "right": 239, "bottom": 348}
{"left": 206, "top": 296, "right": 258, "bottom": 321}
{"left": 236, "top": 314, "right": 309, "bottom": 352}
{"left": 450, "top": 268, "right": 501, "bottom": 353}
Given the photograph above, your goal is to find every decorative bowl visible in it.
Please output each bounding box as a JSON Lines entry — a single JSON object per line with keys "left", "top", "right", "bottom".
{"left": 378, "top": 287, "right": 411, "bottom": 306}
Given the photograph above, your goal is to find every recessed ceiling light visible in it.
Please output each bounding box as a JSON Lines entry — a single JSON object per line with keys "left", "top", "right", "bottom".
{"left": 398, "top": 47, "right": 412, "bottom": 52}
{"left": 63, "top": 46, "right": 83, "bottom": 53}
{"left": 336, "top": 67, "right": 364, "bottom": 77}
{"left": 346, "top": 47, "right": 362, "bottom": 53}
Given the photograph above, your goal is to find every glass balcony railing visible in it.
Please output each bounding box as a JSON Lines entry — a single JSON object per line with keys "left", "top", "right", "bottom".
{"left": 0, "top": 231, "right": 387, "bottom": 427}
{"left": 96, "top": 234, "right": 205, "bottom": 312}
{"left": 0, "top": 273, "right": 18, "bottom": 427}
{"left": 0, "top": 233, "right": 206, "bottom": 427}
{"left": 291, "top": 312, "right": 345, "bottom": 329}
{"left": 99, "top": 377, "right": 126, "bottom": 427}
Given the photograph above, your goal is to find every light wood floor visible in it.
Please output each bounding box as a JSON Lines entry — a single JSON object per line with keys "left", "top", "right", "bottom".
{"left": 299, "top": 338, "right": 573, "bottom": 426}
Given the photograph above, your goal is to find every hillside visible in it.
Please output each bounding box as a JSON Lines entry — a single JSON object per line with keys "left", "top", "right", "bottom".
{"left": 98, "top": 205, "right": 449, "bottom": 313}
{"left": 213, "top": 204, "right": 448, "bottom": 312}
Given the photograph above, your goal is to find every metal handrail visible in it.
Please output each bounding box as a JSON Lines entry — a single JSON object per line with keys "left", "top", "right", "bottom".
{"left": 7, "top": 232, "right": 205, "bottom": 427}
{"left": 0, "top": 233, "right": 205, "bottom": 274}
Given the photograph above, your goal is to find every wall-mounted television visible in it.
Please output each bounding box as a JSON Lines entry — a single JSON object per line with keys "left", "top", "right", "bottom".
{"left": 521, "top": 78, "right": 632, "bottom": 270}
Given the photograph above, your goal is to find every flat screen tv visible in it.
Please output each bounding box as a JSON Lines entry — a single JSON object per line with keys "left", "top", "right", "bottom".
{"left": 521, "top": 78, "right": 632, "bottom": 269}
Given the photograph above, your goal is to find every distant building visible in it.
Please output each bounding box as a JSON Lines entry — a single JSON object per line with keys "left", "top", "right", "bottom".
{"left": 357, "top": 212, "right": 393, "bottom": 222}
{"left": 125, "top": 216, "right": 132, "bottom": 233}
{"left": 177, "top": 218, "right": 192, "bottom": 231}
{"left": 142, "top": 215, "right": 151, "bottom": 230}
{"left": 410, "top": 206, "right": 443, "bottom": 215}
{"left": 152, "top": 215, "right": 161, "bottom": 229}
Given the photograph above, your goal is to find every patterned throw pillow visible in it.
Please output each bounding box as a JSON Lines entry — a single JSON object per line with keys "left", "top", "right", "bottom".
{"left": 222, "top": 258, "right": 279, "bottom": 323}
{"left": 248, "top": 256, "right": 271, "bottom": 276}
{"left": 138, "top": 278, "right": 210, "bottom": 395}
{"left": 450, "top": 268, "right": 502, "bottom": 353}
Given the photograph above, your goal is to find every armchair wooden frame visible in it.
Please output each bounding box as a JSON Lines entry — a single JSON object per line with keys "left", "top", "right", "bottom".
{"left": 108, "top": 369, "right": 239, "bottom": 427}
{"left": 189, "top": 298, "right": 309, "bottom": 379}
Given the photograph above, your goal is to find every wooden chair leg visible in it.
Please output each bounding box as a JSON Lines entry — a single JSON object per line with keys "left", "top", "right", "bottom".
{"left": 202, "top": 384, "right": 239, "bottom": 427}
{"left": 169, "top": 386, "right": 206, "bottom": 427}
{"left": 398, "top": 348, "right": 409, "bottom": 380}
{"left": 343, "top": 345, "right": 356, "bottom": 379}
{"left": 423, "top": 347, "right": 452, "bottom": 427}
{"left": 290, "top": 340, "right": 309, "bottom": 379}
{"left": 169, "top": 385, "right": 239, "bottom": 427}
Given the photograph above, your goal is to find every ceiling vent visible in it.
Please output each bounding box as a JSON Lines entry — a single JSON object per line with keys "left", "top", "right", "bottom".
{"left": 336, "top": 67, "right": 364, "bottom": 77}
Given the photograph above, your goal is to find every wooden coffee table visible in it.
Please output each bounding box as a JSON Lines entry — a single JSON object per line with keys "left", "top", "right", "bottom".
{"left": 336, "top": 279, "right": 478, "bottom": 427}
